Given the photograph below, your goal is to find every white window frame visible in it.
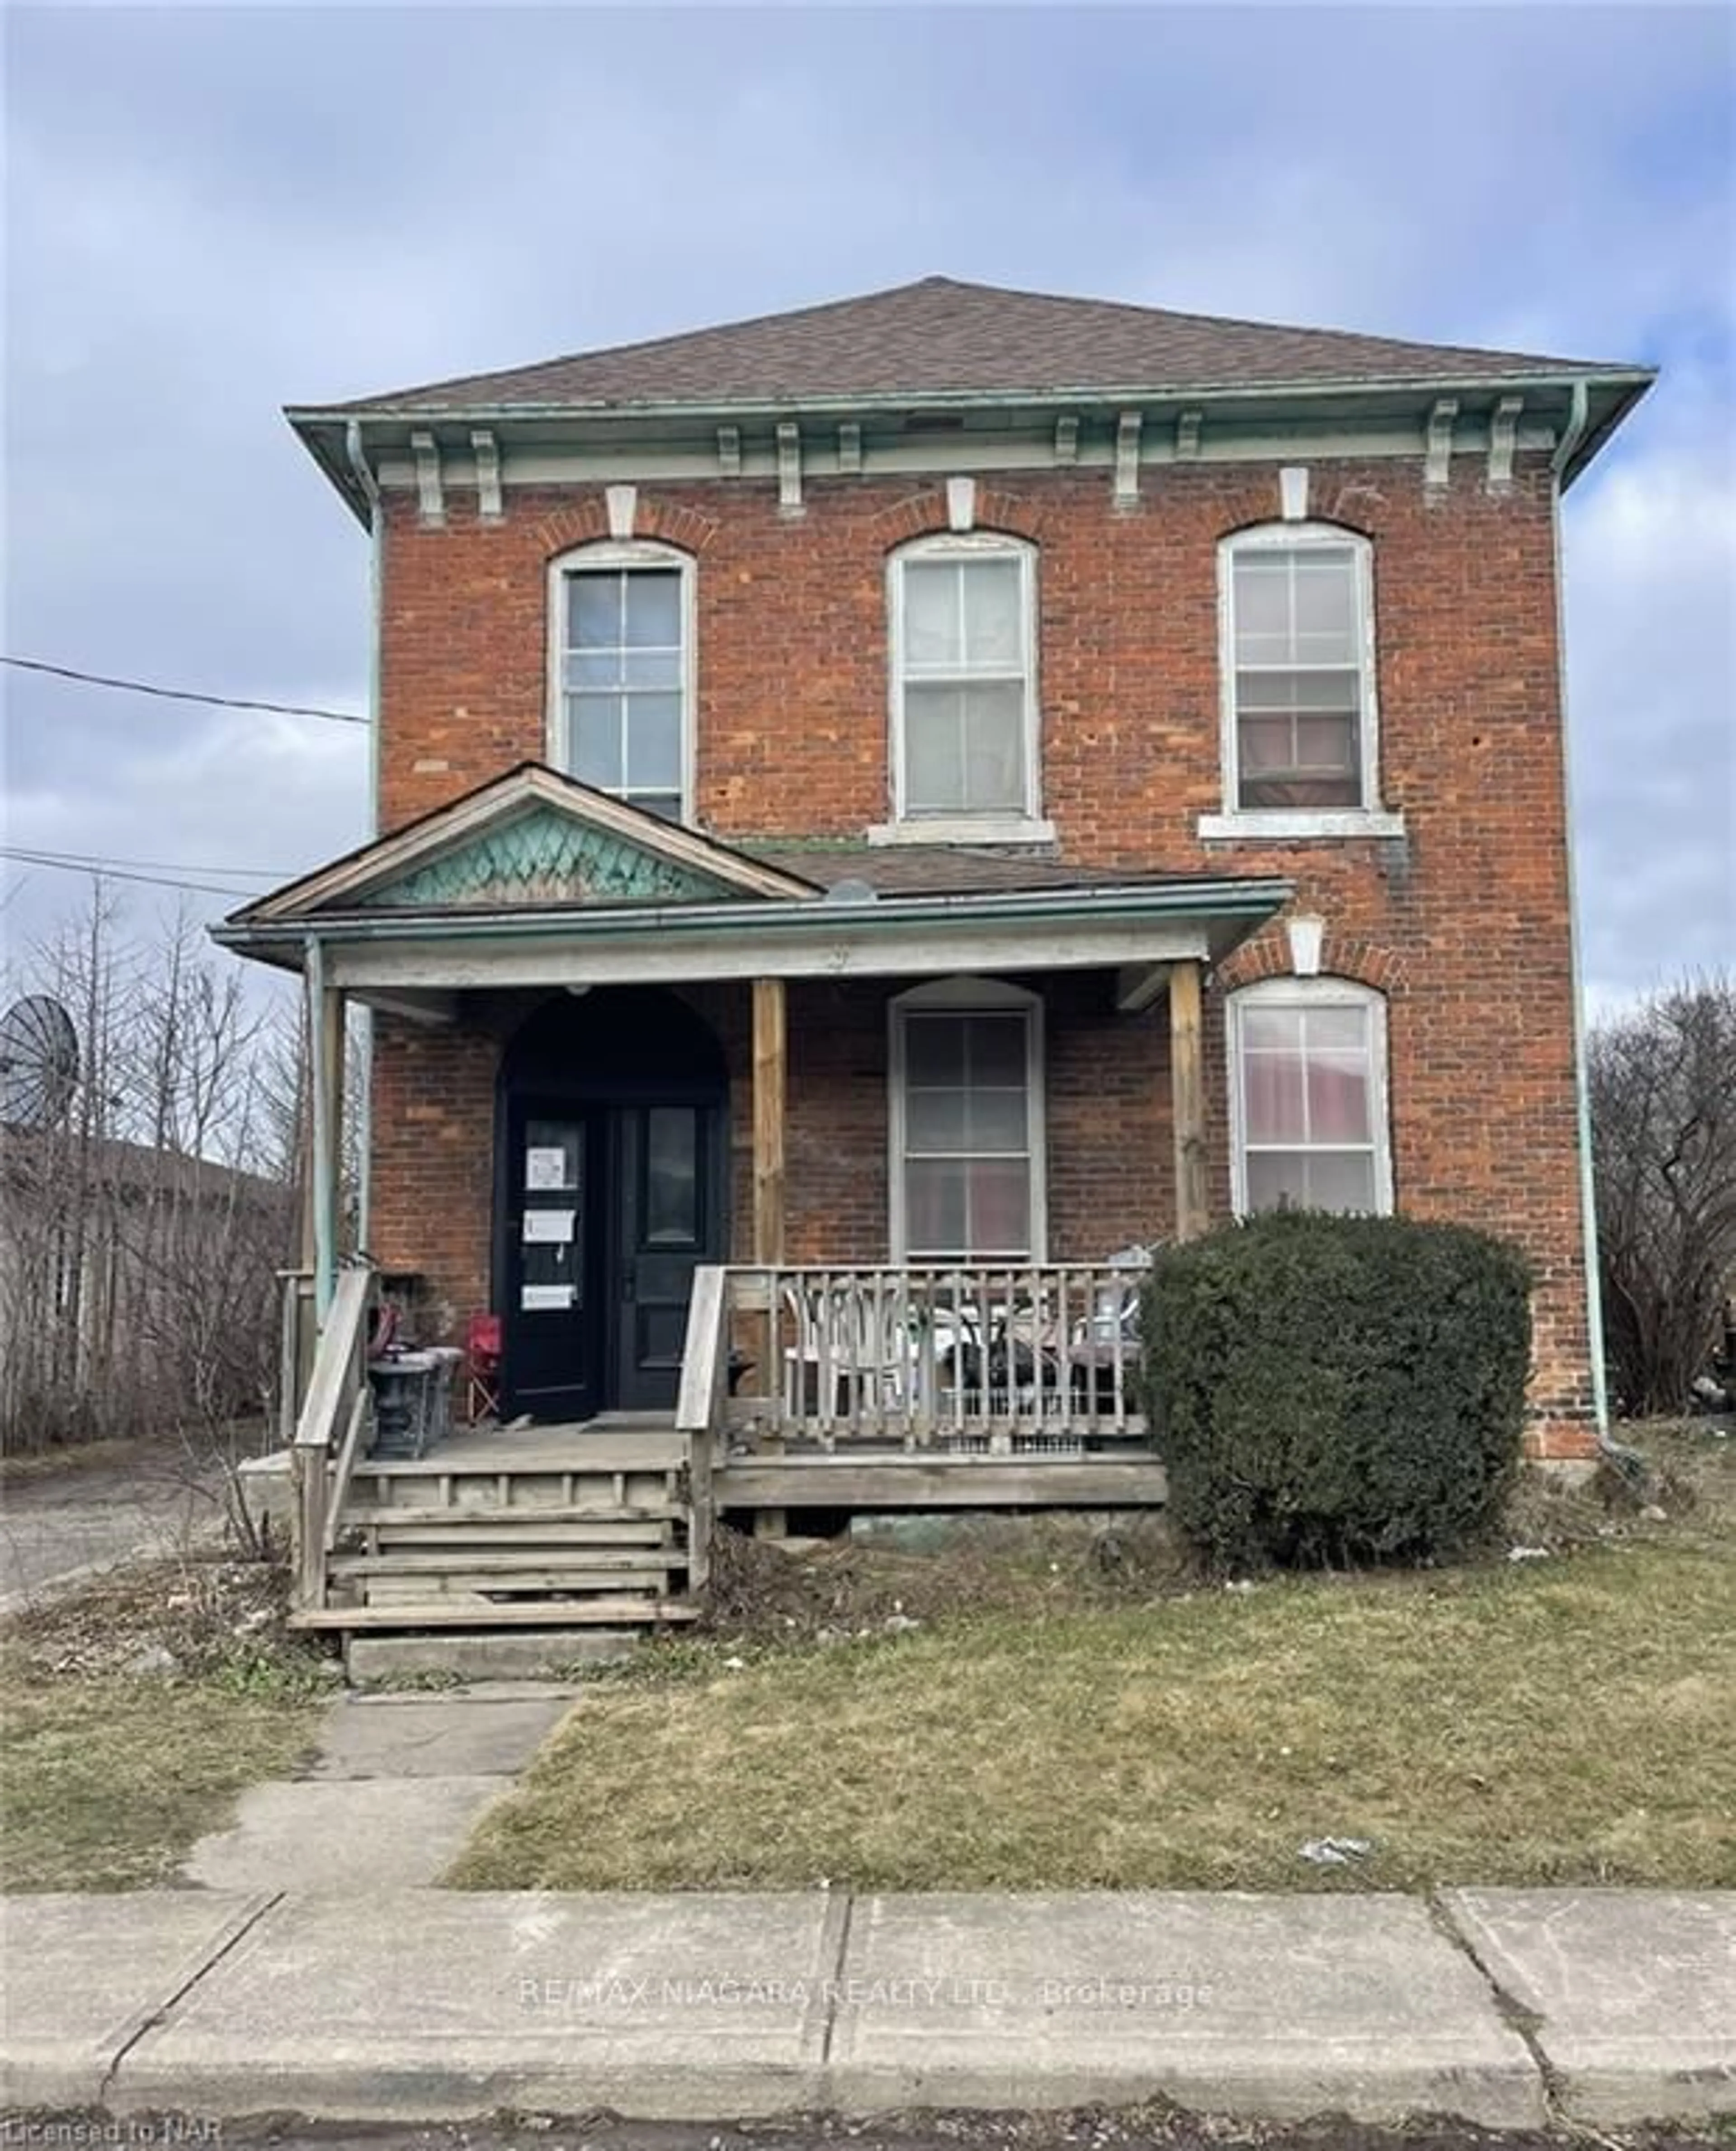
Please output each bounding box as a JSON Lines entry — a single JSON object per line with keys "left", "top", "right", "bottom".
{"left": 1226, "top": 974, "right": 1394, "bottom": 1217}
{"left": 1198, "top": 522, "right": 1405, "bottom": 842}
{"left": 873, "top": 533, "right": 1052, "bottom": 846}
{"left": 546, "top": 539, "right": 697, "bottom": 823}
{"left": 887, "top": 976, "right": 1048, "bottom": 1261}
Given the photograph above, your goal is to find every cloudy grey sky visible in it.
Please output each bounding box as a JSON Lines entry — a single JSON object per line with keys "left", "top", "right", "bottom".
{"left": 4, "top": 2, "right": 1732, "bottom": 1021}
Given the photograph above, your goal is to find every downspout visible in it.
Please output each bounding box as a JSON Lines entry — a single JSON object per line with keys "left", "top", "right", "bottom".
{"left": 1549, "top": 382, "right": 1628, "bottom": 1469}
{"left": 344, "top": 421, "right": 383, "bottom": 1256}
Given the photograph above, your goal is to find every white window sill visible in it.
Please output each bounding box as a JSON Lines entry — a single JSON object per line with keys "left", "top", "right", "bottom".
{"left": 867, "top": 817, "right": 1057, "bottom": 848}
{"left": 1197, "top": 808, "right": 1408, "bottom": 842}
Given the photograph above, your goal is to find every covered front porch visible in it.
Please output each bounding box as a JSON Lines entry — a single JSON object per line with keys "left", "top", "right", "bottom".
{"left": 219, "top": 766, "right": 1287, "bottom": 1636}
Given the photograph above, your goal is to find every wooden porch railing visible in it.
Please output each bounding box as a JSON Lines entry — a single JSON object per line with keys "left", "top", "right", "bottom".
{"left": 674, "top": 1266, "right": 728, "bottom": 1590}
{"left": 288, "top": 1261, "right": 375, "bottom": 1612}
{"left": 712, "top": 1260, "right": 1151, "bottom": 1452}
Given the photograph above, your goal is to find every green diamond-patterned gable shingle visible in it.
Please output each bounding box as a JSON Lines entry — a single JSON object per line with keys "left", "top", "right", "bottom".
{"left": 357, "top": 807, "right": 745, "bottom": 910}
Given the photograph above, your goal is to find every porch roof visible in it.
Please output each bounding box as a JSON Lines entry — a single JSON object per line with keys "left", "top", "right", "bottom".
{"left": 210, "top": 762, "right": 1292, "bottom": 997}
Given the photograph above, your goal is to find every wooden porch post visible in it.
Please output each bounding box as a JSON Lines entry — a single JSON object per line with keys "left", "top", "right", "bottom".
{"left": 1169, "top": 959, "right": 1209, "bottom": 1243}
{"left": 306, "top": 937, "right": 346, "bottom": 1322}
{"left": 751, "top": 977, "right": 788, "bottom": 1539}
{"left": 752, "top": 977, "right": 787, "bottom": 1264}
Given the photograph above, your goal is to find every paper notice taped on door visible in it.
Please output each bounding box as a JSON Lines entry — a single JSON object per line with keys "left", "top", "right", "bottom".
{"left": 525, "top": 1146, "right": 571, "bottom": 1192}
{"left": 523, "top": 1209, "right": 576, "bottom": 1243}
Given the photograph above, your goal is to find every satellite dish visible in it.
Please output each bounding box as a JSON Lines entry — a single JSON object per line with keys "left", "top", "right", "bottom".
{"left": 823, "top": 877, "right": 879, "bottom": 906}
{"left": 0, "top": 994, "right": 80, "bottom": 1131}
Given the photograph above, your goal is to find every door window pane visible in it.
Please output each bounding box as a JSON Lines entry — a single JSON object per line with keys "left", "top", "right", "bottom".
{"left": 644, "top": 1108, "right": 699, "bottom": 1246}
{"left": 524, "top": 1121, "right": 580, "bottom": 1193}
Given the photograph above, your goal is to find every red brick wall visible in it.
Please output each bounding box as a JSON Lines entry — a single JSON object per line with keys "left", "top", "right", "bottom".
{"left": 366, "top": 451, "right": 1594, "bottom": 1457}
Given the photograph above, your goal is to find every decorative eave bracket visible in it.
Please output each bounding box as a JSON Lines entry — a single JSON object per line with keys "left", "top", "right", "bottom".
{"left": 1424, "top": 398, "right": 1459, "bottom": 494}
{"left": 777, "top": 422, "right": 803, "bottom": 514}
{"left": 1113, "top": 410, "right": 1143, "bottom": 507}
{"left": 471, "top": 429, "right": 503, "bottom": 522}
{"left": 410, "top": 431, "right": 445, "bottom": 526}
{"left": 1486, "top": 395, "right": 1524, "bottom": 494}
{"left": 716, "top": 425, "right": 741, "bottom": 479}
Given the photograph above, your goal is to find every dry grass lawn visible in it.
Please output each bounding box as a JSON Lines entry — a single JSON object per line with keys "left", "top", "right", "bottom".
{"left": 450, "top": 1426, "right": 1736, "bottom": 1894}
{"left": 0, "top": 1555, "right": 329, "bottom": 1891}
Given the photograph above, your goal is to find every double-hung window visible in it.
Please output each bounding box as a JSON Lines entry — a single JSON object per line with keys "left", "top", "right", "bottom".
{"left": 888, "top": 537, "right": 1040, "bottom": 832}
{"left": 1227, "top": 978, "right": 1392, "bottom": 1216}
{"left": 890, "top": 981, "right": 1045, "bottom": 1259}
{"left": 550, "top": 542, "right": 690, "bottom": 822}
{"left": 1203, "top": 525, "right": 1401, "bottom": 838}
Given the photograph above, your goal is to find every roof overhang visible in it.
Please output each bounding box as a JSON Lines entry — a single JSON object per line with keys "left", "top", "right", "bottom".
{"left": 289, "top": 369, "right": 1655, "bottom": 525}
{"left": 216, "top": 875, "right": 1293, "bottom": 997}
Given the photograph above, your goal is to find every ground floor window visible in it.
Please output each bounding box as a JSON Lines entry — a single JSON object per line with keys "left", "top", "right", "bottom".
{"left": 889, "top": 979, "right": 1045, "bottom": 1259}
{"left": 1228, "top": 976, "right": 1392, "bottom": 1215}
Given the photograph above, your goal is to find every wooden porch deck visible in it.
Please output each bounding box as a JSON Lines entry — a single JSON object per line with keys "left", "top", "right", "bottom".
{"left": 280, "top": 1260, "right": 1169, "bottom": 1649}
{"left": 374, "top": 1416, "right": 1169, "bottom": 1512}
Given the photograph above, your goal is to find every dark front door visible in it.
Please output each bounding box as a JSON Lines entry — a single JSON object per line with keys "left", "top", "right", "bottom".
{"left": 503, "top": 1106, "right": 605, "bottom": 1423}
{"left": 614, "top": 1104, "right": 719, "bottom": 1411}
{"left": 496, "top": 990, "right": 729, "bottom": 1423}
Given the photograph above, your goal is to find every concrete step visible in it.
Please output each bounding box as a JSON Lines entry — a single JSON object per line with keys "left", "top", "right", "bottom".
{"left": 345, "top": 1628, "right": 641, "bottom": 1681}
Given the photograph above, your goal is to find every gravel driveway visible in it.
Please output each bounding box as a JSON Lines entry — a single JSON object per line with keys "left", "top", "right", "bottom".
{"left": 0, "top": 1445, "right": 223, "bottom": 1609}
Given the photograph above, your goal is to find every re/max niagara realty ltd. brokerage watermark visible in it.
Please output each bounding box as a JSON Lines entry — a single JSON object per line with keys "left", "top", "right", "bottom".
{"left": 518, "top": 1971, "right": 1214, "bottom": 2013}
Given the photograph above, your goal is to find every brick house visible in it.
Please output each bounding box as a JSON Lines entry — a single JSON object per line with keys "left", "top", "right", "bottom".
{"left": 218, "top": 279, "right": 1651, "bottom": 1626}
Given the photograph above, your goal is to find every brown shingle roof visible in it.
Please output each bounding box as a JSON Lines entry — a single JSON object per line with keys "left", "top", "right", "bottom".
{"left": 318, "top": 276, "right": 1632, "bottom": 417}
{"left": 746, "top": 840, "right": 1196, "bottom": 899}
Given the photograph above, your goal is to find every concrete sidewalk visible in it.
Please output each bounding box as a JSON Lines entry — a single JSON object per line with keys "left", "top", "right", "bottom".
{"left": 2, "top": 1887, "right": 1731, "bottom": 2128}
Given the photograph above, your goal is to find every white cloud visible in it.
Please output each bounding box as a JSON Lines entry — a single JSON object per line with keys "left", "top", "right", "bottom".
{"left": 2, "top": 2, "right": 1730, "bottom": 1007}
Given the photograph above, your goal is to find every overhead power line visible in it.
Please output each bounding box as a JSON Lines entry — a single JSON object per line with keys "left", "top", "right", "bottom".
{"left": 0, "top": 846, "right": 288, "bottom": 900}
{"left": 3, "top": 655, "right": 368, "bottom": 726}
{"left": 2, "top": 844, "right": 288, "bottom": 882}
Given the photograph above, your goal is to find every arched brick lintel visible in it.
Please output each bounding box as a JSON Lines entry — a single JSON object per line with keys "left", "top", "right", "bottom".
{"left": 530, "top": 496, "right": 721, "bottom": 559}
{"left": 869, "top": 486, "right": 1051, "bottom": 550}
{"left": 1214, "top": 928, "right": 1410, "bottom": 997}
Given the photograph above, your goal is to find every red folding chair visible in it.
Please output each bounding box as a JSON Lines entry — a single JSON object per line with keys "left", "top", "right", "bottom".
{"left": 465, "top": 1312, "right": 502, "bottom": 1423}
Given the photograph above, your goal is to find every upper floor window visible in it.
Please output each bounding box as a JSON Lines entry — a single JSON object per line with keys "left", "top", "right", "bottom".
{"left": 549, "top": 541, "right": 692, "bottom": 822}
{"left": 1201, "top": 525, "right": 1401, "bottom": 841}
{"left": 887, "top": 535, "right": 1041, "bottom": 834}
{"left": 1227, "top": 976, "right": 1392, "bottom": 1216}
{"left": 889, "top": 979, "right": 1046, "bottom": 1260}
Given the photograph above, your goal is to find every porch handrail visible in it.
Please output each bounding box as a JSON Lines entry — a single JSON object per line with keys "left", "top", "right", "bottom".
{"left": 291, "top": 1261, "right": 374, "bottom": 1610}
{"left": 673, "top": 1262, "right": 727, "bottom": 1592}
{"left": 721, "top": 1260, "right": 1150, "bottom": 1452}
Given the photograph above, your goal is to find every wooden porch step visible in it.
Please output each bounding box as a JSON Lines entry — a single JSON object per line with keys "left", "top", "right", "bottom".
{"left": 340, "top": 1503, "right": 688, "bottom": 1527}
{"left": 354, "top": 1527, "right": 675, "bottom": 1556}
{"left": 291, "top": 1596, "right": 698, "bottom": 1632}
{"left": 330, "top": 1549, "right": 684, "bottom": 1577}
{"left": 350, "top": 1436, "right": 686, "bottom": 1474}
{"left": 354, "top": 1574, "right": 673, "bottom": 1605}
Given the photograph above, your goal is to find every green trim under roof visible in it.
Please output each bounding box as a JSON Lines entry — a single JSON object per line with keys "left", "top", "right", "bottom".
{"left": 213, "top": 871, "right": 1295, "bottom": 974}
